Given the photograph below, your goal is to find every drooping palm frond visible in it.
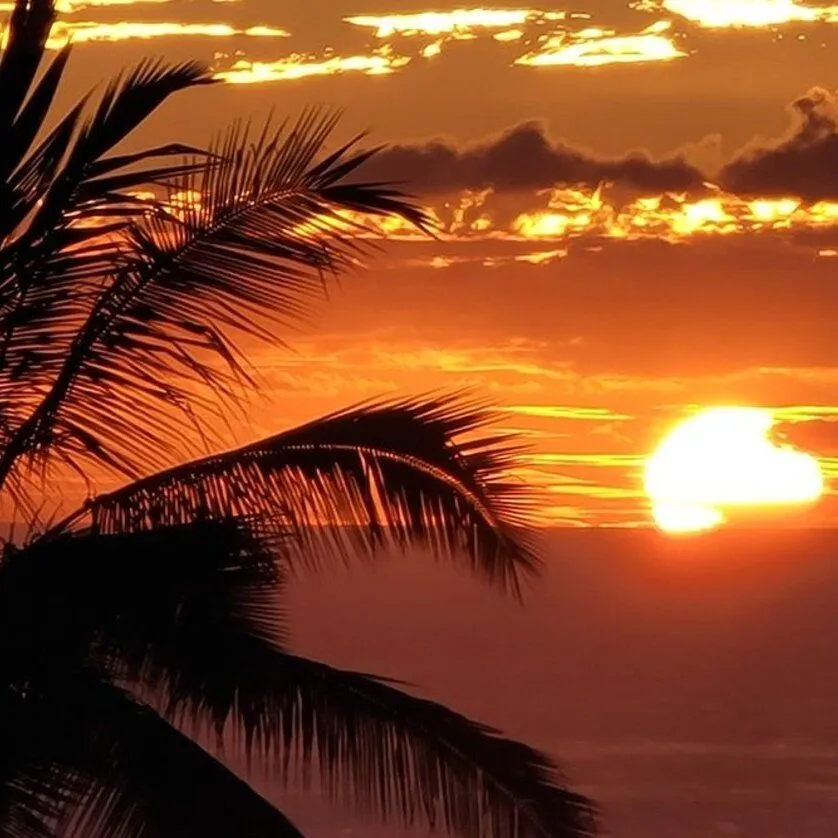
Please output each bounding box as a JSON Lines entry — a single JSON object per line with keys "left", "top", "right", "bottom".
{"left": 0, "top": 685, "right": 78, "bottom": 838}
{"left": 206, "top": 649, "right": 597, "bottom": 838}
{"left": 0, "top": 672, "right": 306, "bottom": 838}
{"left": 0, "top": 519, "right": 303, "bottom": 836}
{"left": 162, "top": 643, "right": 598, "bottom": 838}
{"left": 0, "top": 104, "right": 432, "bottom": 490}
{"left": 1, "top": 520, "right": 596, "bottom": 838}
{"left": 0, "top": 519, "right": 282, "bottom": 689}
{"left": 74, "top": 394, "right": 540, "bottom": 593}
{"left": 60, "top": 679, "right": 307, "bottom": 838}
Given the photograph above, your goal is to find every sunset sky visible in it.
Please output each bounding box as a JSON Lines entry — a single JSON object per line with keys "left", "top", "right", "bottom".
{"left": 10, "top": 3, "right": 838, "bottom": 837}
{"left": 13, "top": 0, "right": 838, "bottom": 527}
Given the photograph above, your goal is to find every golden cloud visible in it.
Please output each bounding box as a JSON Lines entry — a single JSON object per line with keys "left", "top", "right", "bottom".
{"left": 8, "top": 0, "right": 837, "bottom": 79}
{"left": 35, "top": 20, "right": 288, "bottom": 49}
{"left": 214, "top": 51, "right": 409, "bottom": 84}
{"left": 515, "top": 20, "right": 687, "bottom": 68}
{"left": 344, "top": 8, "right": 542, "bottom": 38}
{"left": 632, "top": 0, "right": 838, "bottom": 28}
{"left": 325, "top": 184, "right": 838, "bottom": 246}
{"left": 343, "top": 8, "right": 692, "bottom": 70}
{"left": 0, "top": 0, "right": 175, "bottom": 10}
{"left": 501, "top": 405, "right": 633, "bottom": 420}
{"left": 772, "top": 405, "right": 838, "bottom": 421}
{"left": 146, "top": 180, "right": 838, "bottom": 260}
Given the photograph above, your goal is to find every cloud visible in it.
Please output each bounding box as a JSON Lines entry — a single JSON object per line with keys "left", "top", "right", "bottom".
{"left": 527, "top": 453, "right": 645, "bottom": 467}
{"left": 214, "top": 51, "right": 407, "bottom": 84}
{"left": 634, "top": 0, "right": 838, "bottom": 29}
{"left": 718, "top": 87, "right": 838, "bottom": 200}
{"left": 344, "top": 8, "right": 535, "bottom": 39}
{"left": 774, "top": 416, "right": 838, "bottom": 456}
{"left": 43, "top": 20, "right": 289, "bottom": 48}
{"left": 514, "top": 20, "right": 686, "bottom": 68}
{"left": 772, "top": 405, "right": 838, "bottom": 422}
{"left": 355, "top": 121, "right": 707, "bottom": 195}
{"left": 353, "top": 88, "right": 838, "bottom": 204}
{"left": 501, "top": 405, "right": 633, "bottom": 421}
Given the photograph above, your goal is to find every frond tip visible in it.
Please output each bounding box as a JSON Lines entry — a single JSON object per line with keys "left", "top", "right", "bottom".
{"left": 1, "top": 675, "right": 306, "bottom": 838}
{"left": 183, "top": 647, "right": 600, "bottom": 838}
{"left": 83, "top": 393, "right": 542, "bottom": 594}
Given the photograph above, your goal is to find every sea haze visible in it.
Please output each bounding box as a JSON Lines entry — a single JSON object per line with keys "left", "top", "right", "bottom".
{"left": 279, "top": 527, "right": 838, "bottom": 838}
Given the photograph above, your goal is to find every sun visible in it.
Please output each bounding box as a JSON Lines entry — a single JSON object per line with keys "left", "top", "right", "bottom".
{"left": 644, "top": 407, "right": 824, "bottom": 534}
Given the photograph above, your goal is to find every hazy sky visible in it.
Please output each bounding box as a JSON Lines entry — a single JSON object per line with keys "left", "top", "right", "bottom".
{"left": 282, "top": 529, "right": 838, "bottom": 838}
{"left": 24, "top": 0, "right": 838, "bottom": 527}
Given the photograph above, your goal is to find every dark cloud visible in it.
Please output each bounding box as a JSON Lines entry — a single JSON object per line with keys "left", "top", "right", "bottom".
{"left": 718, "top": 87, "right": 838, "bottom": 200}
{"left": 775, "top": 418, "right": 838, "bottom": 456}
{"left": 356, "top": 121, "right": 707, "bottom": 195}
{"left": 357, "top": 90, "right": 838, "bottom": 201}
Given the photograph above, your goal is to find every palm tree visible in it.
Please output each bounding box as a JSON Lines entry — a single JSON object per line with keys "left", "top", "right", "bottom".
{"left": 0, "top": 1, "right": 597, "bottom": 836}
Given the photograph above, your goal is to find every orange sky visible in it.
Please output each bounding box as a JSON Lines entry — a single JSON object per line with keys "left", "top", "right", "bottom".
{"left": 15, "top": 0, "right": 838, "bottom": 526}
{"left": 9, "top": 5, "right": 838, "bottom": 835}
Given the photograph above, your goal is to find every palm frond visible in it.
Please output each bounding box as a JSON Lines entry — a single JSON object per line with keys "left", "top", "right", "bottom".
{"left": 0, "top": 1, "right": 57, "bottom": 143}
{"left": 1, "top": 46, "right": 212, "bottom": 286}
{"left": 0, "top": 674, "right": 305, "bottom": 838}
{"left": 2, "top": 521, "right": 594, "bottom": 838}
{"left": 202, "top": 648, "right": 597, "bottom": 838}
{"left": 0, "top": 11, "right": 590, "bottom": 838}
{"left": 0, "top": 40, "right": 70, "bottom": 199}
{"left": 0, "top": 519, "right": 284, "bottom": 688}
{"left": 57, "top": 679, "right": 306, "bottom": 838}
{"left": 0, "top": 686, "right": 76, "bottom": 838}
{"left": 130, "top": 571, "right": 598, "bottom": 838}
{"left": 79, "top": 393, "right": 541, "bottom": 594}
{"left": 0, "top": 36, "right": 216, "bottom": 486}
{"left": 153, "top": 628, "right": 598, "bottom": 838}
{"left": 2, "top": 55, "right": 212, "bottom": 252}
{"left": 0, "top": 519, "right": 303, "bottom": 835}
{"left": 0, "top": 109, "right": 431, "bottom": 489}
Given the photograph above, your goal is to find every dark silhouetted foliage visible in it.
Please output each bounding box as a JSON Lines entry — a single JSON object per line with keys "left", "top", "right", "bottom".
{"left": 0, "top": 2, "right": 597, "bottom": 836}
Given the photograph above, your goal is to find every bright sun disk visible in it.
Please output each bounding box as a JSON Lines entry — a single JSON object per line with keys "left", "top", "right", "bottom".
{"left": 644, "top": 407, "right": 824, "bottom": 533}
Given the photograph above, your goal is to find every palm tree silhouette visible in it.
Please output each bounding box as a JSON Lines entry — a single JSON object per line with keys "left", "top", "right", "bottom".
{"left": 0, "top": 2, "right": 597, "bottom": 836}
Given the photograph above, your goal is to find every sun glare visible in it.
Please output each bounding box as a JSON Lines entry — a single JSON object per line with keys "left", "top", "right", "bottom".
{"left": 644, "top": 407, "right": 824, "bottom": 533}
